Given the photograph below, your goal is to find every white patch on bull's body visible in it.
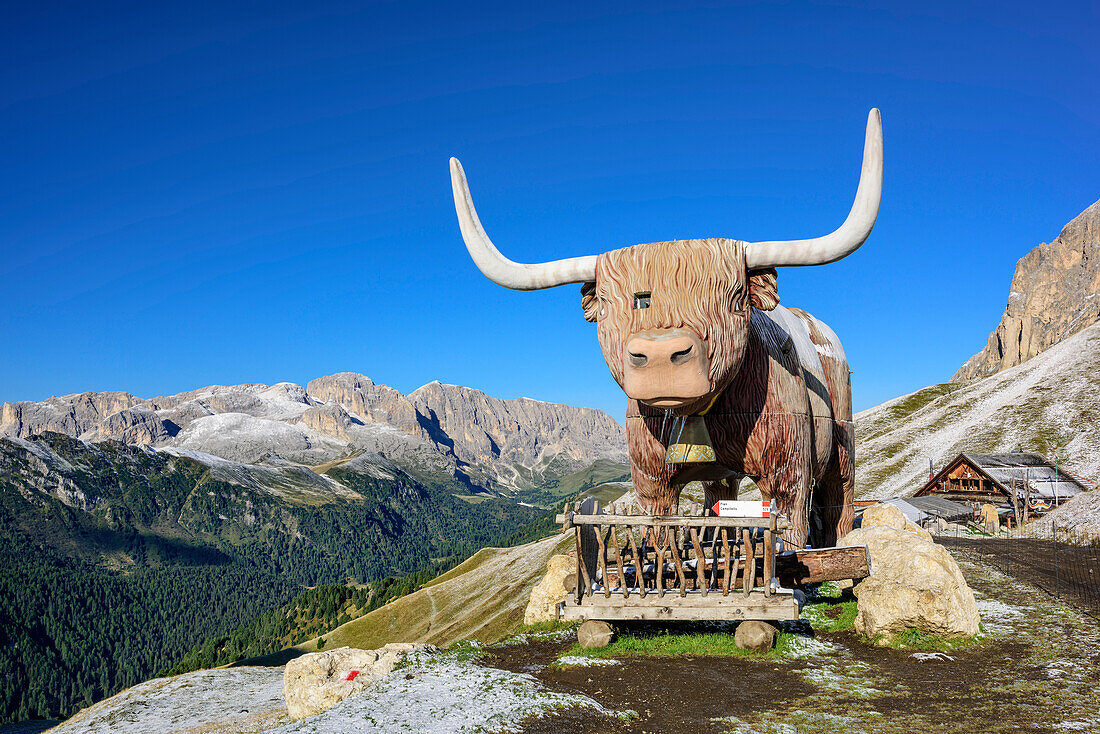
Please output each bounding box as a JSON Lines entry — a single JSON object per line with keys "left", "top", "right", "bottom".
{"left": 758, "top": 306, "right": 833, "bottom": 390}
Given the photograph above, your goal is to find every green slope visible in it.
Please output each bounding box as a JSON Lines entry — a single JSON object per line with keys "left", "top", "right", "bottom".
{"left": 0, "top": 432, "right": 540, "bottom": 725}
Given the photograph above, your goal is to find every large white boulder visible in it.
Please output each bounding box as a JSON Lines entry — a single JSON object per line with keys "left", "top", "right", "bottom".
{"left": 861, "top": 502, "right": 934, "bottom": 543}
{"left": 283, "top": 643, "right": 437, "bottom": 720}
{"left": 524, "top": 554, "right": 575, "bottom": 625}
{"left": 840, "top": 508, "right": 979, "bottom": 644}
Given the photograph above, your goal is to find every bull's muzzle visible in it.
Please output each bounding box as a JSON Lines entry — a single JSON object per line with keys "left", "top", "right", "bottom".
{"left": 623, "top": 328, "right": 711, "bottom": 409}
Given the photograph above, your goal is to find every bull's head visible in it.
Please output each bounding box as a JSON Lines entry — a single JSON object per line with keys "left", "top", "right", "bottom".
{"left": 450, "top": 110, "right": 882, "bottom": 414}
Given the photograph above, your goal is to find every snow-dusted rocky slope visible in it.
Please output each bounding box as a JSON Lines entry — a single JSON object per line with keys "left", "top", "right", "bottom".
{"left": 855, "top": 321, "right": 1100, "bottom": 499}
{"left": 48, "top": 651, "right": 613, "bottom": 734}
{"left": 1, "top": 373, "right": 627, "bottom": 495}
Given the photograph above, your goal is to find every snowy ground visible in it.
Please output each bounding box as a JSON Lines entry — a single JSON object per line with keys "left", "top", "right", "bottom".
{"left": 270, "top": 653, "right": 614, "bottom": 734}
{"left": 49, "top": 667, "right": 288, "bottom": 734}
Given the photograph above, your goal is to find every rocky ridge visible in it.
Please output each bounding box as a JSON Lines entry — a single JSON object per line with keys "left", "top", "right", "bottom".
{"left": 855, "top": 321, "right": 1100, "bottom": 498}
{"left": 1, "top": 373, "right": 627, "bottom": 495}
{"left": 953, "top": 199, "right": 1100, "bottom": 382}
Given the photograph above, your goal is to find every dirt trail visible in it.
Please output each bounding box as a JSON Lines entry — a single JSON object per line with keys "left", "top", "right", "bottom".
{"left": 486, "top": 549, "right": 1100, "bottom": 734}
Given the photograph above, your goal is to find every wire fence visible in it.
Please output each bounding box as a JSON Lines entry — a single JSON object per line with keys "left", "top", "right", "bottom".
{"left": 939, "top": 522, "right": 1100, "bottom": 622}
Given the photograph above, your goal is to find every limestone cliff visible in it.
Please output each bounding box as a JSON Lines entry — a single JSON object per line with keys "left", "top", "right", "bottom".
{"left": 953, "top": 199, "right": 1100, "bottom": 381}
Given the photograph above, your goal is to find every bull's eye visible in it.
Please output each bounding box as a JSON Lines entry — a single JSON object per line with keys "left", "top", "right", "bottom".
{"left": 632, "top": 292, "right": 651, "bottom": 310}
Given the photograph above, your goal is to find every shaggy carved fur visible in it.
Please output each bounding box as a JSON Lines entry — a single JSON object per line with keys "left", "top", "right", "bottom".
{"left": 588, "top": 238, "right": 854, "bottom": 548}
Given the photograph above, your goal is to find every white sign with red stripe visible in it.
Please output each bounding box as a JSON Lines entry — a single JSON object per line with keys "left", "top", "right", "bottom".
{"left": 711, "top": 500, "right": 771, "bottom": 518}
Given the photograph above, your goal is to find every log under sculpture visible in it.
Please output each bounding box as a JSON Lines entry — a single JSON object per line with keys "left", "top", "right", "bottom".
{"left": 450, "top": 109, "right": 883, "bottom": 548}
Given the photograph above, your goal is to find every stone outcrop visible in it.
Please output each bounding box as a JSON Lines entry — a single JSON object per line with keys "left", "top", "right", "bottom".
{"left": 306, "top": 373, "right": 422, "bottom": 435}
{"left": 954, "top": 199, "right": 1100, "bottom": 382}
{"left": 860, "top": 502, "right": 933, "bottom": 543}
{"left": 523, "top": 554, "right": 575, "bottom": 625}
{"left": 283, "top": 643, "right": 438, "bottom": 720}
{"left": 840, "top": 508, "right": 979, "bottom": 644}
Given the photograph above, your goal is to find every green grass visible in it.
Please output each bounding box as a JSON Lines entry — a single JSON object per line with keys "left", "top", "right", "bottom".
{"left": 559, "top": 628, "right": 798, "bottom": 661}
{"left": 802, "top": 599, "right": 858, "bottom": 633}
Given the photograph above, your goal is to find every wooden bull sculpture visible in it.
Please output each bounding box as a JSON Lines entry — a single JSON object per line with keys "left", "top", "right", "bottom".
{"left": 449, "top": 110, "right": 883, "bottom": 548}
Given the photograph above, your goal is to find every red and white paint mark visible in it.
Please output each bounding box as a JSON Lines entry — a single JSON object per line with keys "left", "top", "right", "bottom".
{"left": 711, "top": 500, "right": 771, "bottom": 518}
{"left": 344, "top": 670, "right": 360, "bottom": 682}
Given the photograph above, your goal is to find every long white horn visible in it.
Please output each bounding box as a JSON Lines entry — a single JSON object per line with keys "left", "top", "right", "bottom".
{"left": 745, "top": 109, "right": 883, "bottom": 269}
{"left": 450, "top": 158, "right": 597, "bottom": 290}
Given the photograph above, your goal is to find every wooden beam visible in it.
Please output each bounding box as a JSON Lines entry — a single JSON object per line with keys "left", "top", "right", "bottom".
{"left": 556, "top": 514, "right": 789, "bottom": 531}
{"left": 774, "top": 545, "right": 870, "bottom": 586}
{"left": 562, "top": 594, "right": 800, "bottom": 622}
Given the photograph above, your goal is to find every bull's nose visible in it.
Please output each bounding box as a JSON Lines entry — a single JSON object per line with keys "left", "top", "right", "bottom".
{"left": 622, "top": 329, "right": 712, "bottom": 409}
{"left": 625, "top": 334, "right": 700, "bottom": 369}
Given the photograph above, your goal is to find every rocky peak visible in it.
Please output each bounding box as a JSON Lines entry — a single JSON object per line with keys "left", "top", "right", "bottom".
{"left": 953, "top": 199, "right": 1100, "bottom": 381}
{"left": 409, "top": 381, "right": 627, "bottom": 488}
{"left": 2, "top": 373, "right": 627, "bottom": 495}
{"left": 306, "top": 372, "right": 421, "bottom": 435}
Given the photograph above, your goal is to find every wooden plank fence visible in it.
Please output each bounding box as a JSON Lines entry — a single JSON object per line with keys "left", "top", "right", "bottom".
{"left": 555, "top": 498, "right": 804, "bottom": 622}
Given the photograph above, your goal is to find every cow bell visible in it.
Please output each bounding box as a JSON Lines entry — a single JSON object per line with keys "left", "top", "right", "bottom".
{"left": 665, "top": 415, "right": 716, "bottom": 464}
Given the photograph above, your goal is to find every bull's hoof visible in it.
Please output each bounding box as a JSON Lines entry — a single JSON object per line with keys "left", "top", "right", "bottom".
{"left": 577, "top": 620, "right": 615, "bottom": 649}
{"left": 734, "top": 621, "right": 777, "bottom": 652}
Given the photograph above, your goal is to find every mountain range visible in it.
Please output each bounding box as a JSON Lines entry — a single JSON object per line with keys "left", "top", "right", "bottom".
{"left": 1, "top": 372, "right": 627, "bottom": 498}
{"left": 0, "top": 377, "right": 627, "bottom": 724}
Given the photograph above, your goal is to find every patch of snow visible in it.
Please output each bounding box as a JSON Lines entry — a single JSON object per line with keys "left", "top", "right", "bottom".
{"left": 975, "top": 597, "right": 1024, "bottom": 629}
{"left": 51, "top": 666, "right": 286, "bottom": 734}
{"left": 555, "top": 656, "right": 621, "bottom": 667}
{"left": 499, "top": 629, "right": 576, "bottom": 646}
{"left": 269, "top": 657, "right": 610, "bottom": 733}
{"left": 1, "top": 435, "right": 76, "bottom": 473}
{"left": 782, "top": 634, "right": 836, "bottom": 660}
{"left": 909, "top": 652, "right": 955, "bottom": 663}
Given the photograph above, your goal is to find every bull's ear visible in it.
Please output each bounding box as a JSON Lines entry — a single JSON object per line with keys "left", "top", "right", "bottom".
{"left": 580, "top": 282, "right": 600, "bottom": 322}
{"left": 748, "top": 268, "right": 779, "bottom": 311}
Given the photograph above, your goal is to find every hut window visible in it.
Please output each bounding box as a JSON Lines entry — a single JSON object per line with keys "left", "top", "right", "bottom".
{"left": 633, "top": 292, "right": 651, "bottom": 310}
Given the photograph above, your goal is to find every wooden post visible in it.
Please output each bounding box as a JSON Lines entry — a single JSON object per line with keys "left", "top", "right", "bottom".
{"left": 721, "top": 528, "right": 731, "bottom": 596}
{"left": 573, "top": 501, "right": 583, "bottom": 604}
{"left": 577, "top": 499, "right": 598, "bottom": 598}
{"left": 595, "top": 515, "right": 611, "bottom": 598}
{"left": 627, "top": 522, "right": 645, "bottom": 597}
{"left": 708, "top": 518, "right": 721, "bottom": 591}
{"left": 742, "top": 528, "right": 757, "bottom": 595}
{"left": 668, "top": 523, "right": 688, "bottom": 597}
{"left": 654, "top": 526, "right": 666, "bottom": 598}
{"left": 763, "top": 528, "right": 774, "bottom": 597}
{"left": 610, "top": 525, "right": 628, "bottom": 598}
{"left": 689, "top": 526, "right": 707, "bottom": 596}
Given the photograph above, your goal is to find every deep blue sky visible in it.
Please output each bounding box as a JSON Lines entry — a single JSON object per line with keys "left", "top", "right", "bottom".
{"left": 2, "top": 1, "right": 1098, "bottom": 421}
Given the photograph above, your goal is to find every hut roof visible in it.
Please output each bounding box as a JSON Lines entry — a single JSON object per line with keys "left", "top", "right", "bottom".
{"left": 962, "top": 453, "right": 1089, "bottom": 500}
{"left": 917, "top": 452, "right": 1092, "bottom": 501}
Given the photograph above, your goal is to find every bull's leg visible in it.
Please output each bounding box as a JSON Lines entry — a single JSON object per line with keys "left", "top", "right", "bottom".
{"left": 813, "top": 420, "right": 855, "bottom": 547}
{"left": 630, "top": 464, "right": 681, "bottom": 515}
{"left": 701, "top": 476, "right": 743, "bottom": 512}
{"left": 757, "top": 468, "right": 812, "bottom": 549}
